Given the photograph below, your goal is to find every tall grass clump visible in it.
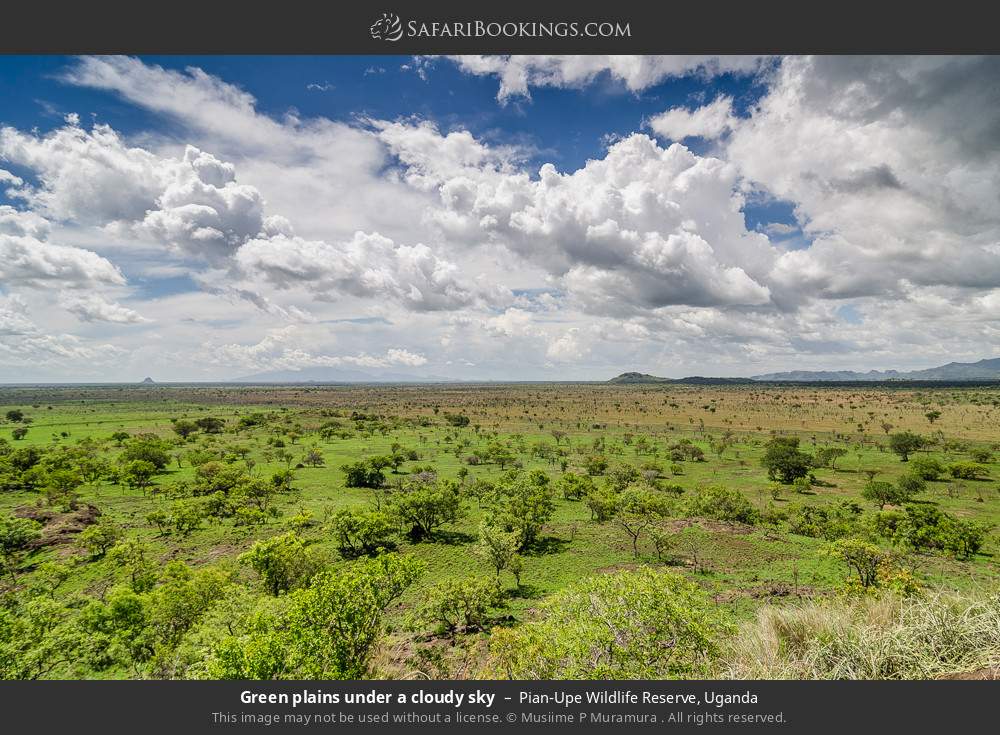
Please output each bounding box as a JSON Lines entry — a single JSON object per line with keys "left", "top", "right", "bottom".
{"left": 719, "top": 591, "right": 1000, "bottom": 679}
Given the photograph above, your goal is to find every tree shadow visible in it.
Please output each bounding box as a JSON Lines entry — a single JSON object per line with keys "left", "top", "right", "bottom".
{"left": 506, "top": 583, "right": 545, "bottom": 600}
{"left": 430, "top": 529, "right": 477, "bottom": 545}
{"left": 522, "top": 535, "right": 570, "bottom": 556}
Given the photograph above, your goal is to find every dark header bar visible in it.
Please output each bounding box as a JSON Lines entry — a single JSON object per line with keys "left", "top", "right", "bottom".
{"left": 2, "top": 0, "right": 1000, "bottom": 54}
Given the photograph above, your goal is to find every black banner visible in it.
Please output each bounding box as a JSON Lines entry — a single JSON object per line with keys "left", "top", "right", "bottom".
{"left": 1, "top": 0, "right": 1000, "bottom": 54}
{"left": 0, "top": 680, "right": 995, "bottom": 733}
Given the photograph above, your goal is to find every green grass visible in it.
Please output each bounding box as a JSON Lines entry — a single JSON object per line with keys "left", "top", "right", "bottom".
{"left": 1, "top": 383, "right": 999, "bottom": 678}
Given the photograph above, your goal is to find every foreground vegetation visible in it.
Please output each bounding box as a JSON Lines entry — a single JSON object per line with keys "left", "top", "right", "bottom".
{"left": 1, "top": 383, "right": 998, "bottom": 679}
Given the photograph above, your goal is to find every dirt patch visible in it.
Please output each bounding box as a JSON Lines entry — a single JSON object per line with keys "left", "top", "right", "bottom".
{"left": 938, "top": 667, "right": 1000, "bottom": 680}
{"left": 662, "top": 517, "right": 755, "bottom": 535}
{"left": 714, "top": 582, "right": 819, "bottom": 603}
{"left": 15, "top": 503, "right": 101, "bottom": 550}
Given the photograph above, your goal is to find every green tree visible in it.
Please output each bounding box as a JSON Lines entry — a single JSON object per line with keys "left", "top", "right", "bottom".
{"left": 412, "top": 576, "right": 505, "bottom": 636}
{"left": 204, "top": 554, "right": 423, "bottom": 679}
{"left": 489, "top": 568, "right": 726, "bottom": 679}
{"left": 889, "top": 432, "right": 924, "bottom": 462}
{"left": 613, "top": 487, "right": 673, "bottom": 557}
{"left": 685, "top": 485, "right": 758, "bottom": 524}
{"left": 910, "top": 455, "right": 945, "bottom": 480}
{"left": 329, "top": 508, "right": 396, "bottom": 558}
{"left": 761, "top": 437, "right": 813, "bottom": 483}
{"left": 0, "top": 512, "right": 41, "bottom": 581}
{"left": 474, "top": 522, "right": 522, "bottom": 584}
{"left": 389, "top": 481, "right": 464, "bottom": 541}
{"left": 78, "top": 517, "right": 124, "bottom": 558}
{"left": 172, "top": 420, "right": 199, "bottom": 440}
{"left": 239, "top": 532, "right": 321, "bottom": 596}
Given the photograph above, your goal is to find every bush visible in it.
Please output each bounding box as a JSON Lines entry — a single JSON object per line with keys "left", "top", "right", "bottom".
{"left": 412, "top": 577, "right": 505, "bottom": 635}
{"left": 557, "top": 472, "right": 593, "bottom": 501}
{"left": 909, "top": 456, "right": 945, "bottom": 481}
{"left": 893, "top": 505, "right": 992, "bottom": 559}
{"left": 889, "top": 432, "right": 924, "bottom": 462}
{"left": 947, "top": 462, "right": 989, "bottom": 480}
{"left": 204, "top": 554, "right": 423, "bottom": 679}
{"left": 481, "top": 476, "right": 555, "bottom": 549}
{"left": 685, "top": 485, "right": 758, "bottom": 525}
{"left": 239, "top": 532, "right": 321, "bottom": 596}
{"left": 78, "top": 518, "right": 124, "bottom": 558}
{"left": 329, "top": 508, "right": 396, "bottom": 558}
{"left": 489, "top": 568, "right": 727, "bottom": 679}
{"left": 341, "top": 458, "right": 389, "bottom": 489}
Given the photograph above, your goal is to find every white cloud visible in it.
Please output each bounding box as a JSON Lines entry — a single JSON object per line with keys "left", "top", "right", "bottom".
{"left": 0, "top": 206, "right": 124, "bottom": 288}
{"left": 444, "top": 55, "right": 765, "bottom": 103}
{"left": 235, "top": 230, "right": 497, "bottom": 312}
{"left": 649, "top": 96, "right": 736, "bottom": 140}
{"left": 209, "top": 326, "right": 427, "bottom": 372}
{"left": 58, "top": 292, "right": 149, "bottom": 324}
{"left": 376, "top": 123, "right": 775, "bottom": 315}
{"left": 0, "top": 294, "right": 127, "bottom": 369}
{"left": 725, "top": 56, "right": 1000, "bottom": 300}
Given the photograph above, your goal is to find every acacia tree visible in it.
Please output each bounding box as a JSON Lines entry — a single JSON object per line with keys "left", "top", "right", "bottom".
{"left": 613, "top": 488, "right": 672, "bottom": 558}
{"left": 206, "top": 554, "right": 423, "bottom": 679}
{"left": 889, "top": 432, "right": 924, "bottom": 462}
{"left": 761, "top": 437, "right": 813, "bottom": 483}
{"left": 475, "top": 522, "right": 522, "bottom": 586}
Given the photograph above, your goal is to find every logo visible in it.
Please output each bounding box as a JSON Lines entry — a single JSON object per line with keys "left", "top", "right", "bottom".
{"left": 370, "top": 13, "right": 403, "bottom": 42}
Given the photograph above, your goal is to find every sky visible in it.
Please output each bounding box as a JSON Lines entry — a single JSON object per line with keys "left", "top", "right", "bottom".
{"left": 1, "top": 54, "right": 999, "bottom": 382}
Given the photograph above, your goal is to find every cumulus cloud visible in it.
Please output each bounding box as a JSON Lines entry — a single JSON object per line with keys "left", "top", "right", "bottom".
{"left": 209, "top": 326, "right": 427, "bottom": 372}
{"left": 0, "top": 206, "right": 124, "bottom": 288}
{"left": 0, "top": 294, "right": 126, "bottom": 368}
{"left": 1, "top": 123, "right": 266, "bottom": 260}
{"left": 648, "top": 96, "right": 736, "bottom": 140}
{"left": 376, "top": 123, "right": 775, "bottom": 314}
{"left": 444, "top": 55, "right": 765, "bottom": 103}
{"left": 725, "top": 56, "right": 1000, "bottom": 300}
{"left": 235, "top": 230, "right": 497, "bottom": 311}
{"left": 57, "top": 292, "right": 149, "bottom": 324}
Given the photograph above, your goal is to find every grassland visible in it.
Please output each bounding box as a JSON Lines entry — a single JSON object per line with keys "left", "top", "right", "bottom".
{"left": 1, "top": 382, "right": 998, "bottom": 679}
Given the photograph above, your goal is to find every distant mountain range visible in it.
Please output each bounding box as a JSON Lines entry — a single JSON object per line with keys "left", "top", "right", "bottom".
{"left": 751, "top": 357, "right": 1000, "bottom": 382}
{"left": 231, "top": 366, "right": 456, "bottom": 384}
{"left": 609, "top": 358, "right": 1000, "bottom": 384}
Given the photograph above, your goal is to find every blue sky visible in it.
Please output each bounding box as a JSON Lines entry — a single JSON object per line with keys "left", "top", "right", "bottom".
{"left": 0, "top": 55, "right": 997, "bottom": 381}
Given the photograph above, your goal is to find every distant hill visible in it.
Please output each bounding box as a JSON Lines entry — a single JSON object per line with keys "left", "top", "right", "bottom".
{"left": 608, "top": 372, "right": 673, "bottom": 384}
{"left": 752, "top": 357, "right": 1000, "bottom": 382}
{"left": 608, "top": 358, "right": 1000, "bottom": 385}
{"left": 140, "top": 377, "right": 155, "bottom": 384}
{"left": 608, "top": 372, "right": 753, "bottom": 385}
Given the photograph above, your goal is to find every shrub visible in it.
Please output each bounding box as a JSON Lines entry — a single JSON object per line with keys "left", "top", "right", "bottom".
{"left": 204, "top": 554, "right": 423, "bottom": 679}
{"left": 947, "top": 462, "right": 989, "bottom": 480}
{"left": 557, "top": 472, "right": 593, "bottom": 501}
{"left": 909, "top": 456, "right": 945, "bottom": 481}
{"left": 481, "top": 476, "right": 555, "bottom": 549}
{"left": 412, "top": 577, "right": 505, "bottom": 635}
{"left": 239, "top": 532, "right": 321, "bottom": 596}
{"left": 329, "top": 508, "right": 396, "bottom": 558}
{"left": 388, "top": 480, "right": 464, "bottom": 541}
{"left": 341, "top": 458, "right": 388, "bottom": 489}
{"left": 489, "top": 568, "right": 727, "bottom": 679}
{"left": 685, "top": 485, "right": 758, "bottom": 525}
{"left": 889, "top": 432, "right": 924, "bottom": 462}
{"left": 78, "top": 518, "right": 124, "bottom": 558}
